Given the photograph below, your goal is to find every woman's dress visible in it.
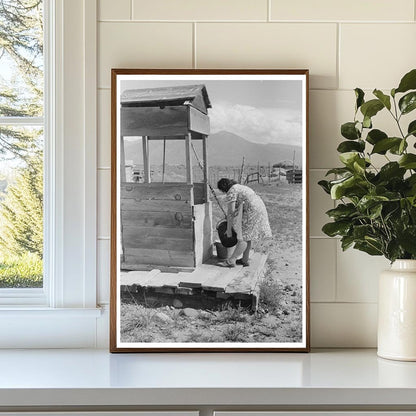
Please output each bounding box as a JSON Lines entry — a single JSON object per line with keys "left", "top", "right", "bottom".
{"left": 226, "top": 184, "right": 272, "bottom": 242}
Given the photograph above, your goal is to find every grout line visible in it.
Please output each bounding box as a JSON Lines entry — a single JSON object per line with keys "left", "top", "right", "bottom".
{"left": 97, "top": 19, "right": 415, "bottom": 24}
{"left": 267, "top": 20, "right": 415, "bottom": 24}
{"left": 336, "top": 23, "right": 340, "bottom": 90}
{"left": 333, "top": 230, "right": 338, "bottom": 302}
{"left": 193, "top": 22, "right": 197, "bottom": 69}
{"left": 415, "top": 0, "right": 416, "bottom": 21}
{"left": 267, "top": 0, "right": 271, "bottom": 22}
{"left": 98, "top": 19, "right": 270, "bottom": 23}
{"left": 309, "top": 88, "right": 369, "bottom": 92}
{"left": 130, "top": 0, "right": 133, "bottom": 20}
{"left": 311, "top": 301, "right": 378, "bottom": 305}
{"left": 308, "top": 168, "right": 335, "bottom": 171}
{"left": 97, "top": 236, "right": 111, "bottom": 240}
{"left": 332, "top": 193, "right": 339, "bottom": 302}
{"left": 97, "top": 167, "right": 111, "bottom": 170}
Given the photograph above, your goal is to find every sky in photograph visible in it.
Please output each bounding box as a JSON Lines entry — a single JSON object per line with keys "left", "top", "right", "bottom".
{"left": 120, "top": 78, "right": 304, "bottom": 147}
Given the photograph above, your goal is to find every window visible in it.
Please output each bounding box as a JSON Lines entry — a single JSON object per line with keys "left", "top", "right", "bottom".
{"left": 0, "top": 0, "right": 44, "bottom": 290}
{"left": 0, "top": 0, "right": 101, "bottom": 348}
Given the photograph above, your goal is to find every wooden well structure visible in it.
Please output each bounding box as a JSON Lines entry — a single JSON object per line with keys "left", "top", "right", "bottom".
{"left": 119, "top": 85, "right": 213, "bottom": 271}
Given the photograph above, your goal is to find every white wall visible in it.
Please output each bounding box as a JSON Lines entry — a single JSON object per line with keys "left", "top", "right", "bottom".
{"left": 96, "top": 0, "right": 416, "bottom": 347}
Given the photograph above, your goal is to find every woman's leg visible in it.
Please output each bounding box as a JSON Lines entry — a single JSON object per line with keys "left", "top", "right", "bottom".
{"left": 228, "top": 240, "right": 247, "bottom": 263}
{"left": 218, "top": 240, "right": 248, "bottom": 267}
{"left": 242, "top": 240, "right": 251, "bottom": 263}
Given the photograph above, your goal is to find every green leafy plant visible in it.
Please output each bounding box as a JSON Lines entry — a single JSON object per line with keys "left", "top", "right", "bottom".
{"left": 319, "top": 69, "right": 416, "bottom": 262}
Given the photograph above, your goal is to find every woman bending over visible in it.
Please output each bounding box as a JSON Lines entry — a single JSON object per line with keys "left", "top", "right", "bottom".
{"left": 217, "top": 178, "right": 272, "bottom": 267}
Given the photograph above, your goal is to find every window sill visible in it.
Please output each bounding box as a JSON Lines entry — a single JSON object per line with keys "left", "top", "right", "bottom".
{"left": 0, "top": 288, "right": 47, "bottom": 306}
{"left": 0, "top": 307, "right": 105, "bottom": 348}
{"left": 0, "top": 306, "right": 102, "bottom": 317}
{"left": 0, "top": 349, "right": 415, "bottom": 410}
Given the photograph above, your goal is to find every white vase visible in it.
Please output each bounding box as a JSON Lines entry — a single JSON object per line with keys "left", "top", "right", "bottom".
{"left": 378, "top": 259, "right": 416, "bottom": 361}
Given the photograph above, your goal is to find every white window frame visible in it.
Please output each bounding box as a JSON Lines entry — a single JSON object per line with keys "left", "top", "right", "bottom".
{"left": 0, "top": 1, "right": 47, "bottom": 305}
{"left": 0, "top": 0, "right": 101, "bottom": 348}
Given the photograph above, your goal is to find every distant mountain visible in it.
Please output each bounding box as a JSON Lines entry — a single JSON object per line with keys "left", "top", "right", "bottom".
{"left": 124, "top": 130, "right": 302, "bottom": 167}
{"left": 206, "top": 130, "right": 302, "bottom": 167}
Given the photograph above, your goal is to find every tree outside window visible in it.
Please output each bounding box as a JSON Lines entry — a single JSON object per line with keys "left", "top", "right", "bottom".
{"left": 0, "top": 0, "right": 44, "bottom": 288}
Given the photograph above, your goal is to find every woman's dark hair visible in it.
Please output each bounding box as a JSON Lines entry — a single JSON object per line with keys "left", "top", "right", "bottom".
{"left": 217, "top": 178, "right": 237, "bottom": 193}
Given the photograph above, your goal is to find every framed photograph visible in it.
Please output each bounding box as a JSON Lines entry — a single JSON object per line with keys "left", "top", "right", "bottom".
{"left": 110, "top": 69, "right": 310, "bottom": 352}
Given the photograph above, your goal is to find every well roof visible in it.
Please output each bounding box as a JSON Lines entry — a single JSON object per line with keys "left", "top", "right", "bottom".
{"left": 120, "top": 84, "right": 211, "bottom": 113}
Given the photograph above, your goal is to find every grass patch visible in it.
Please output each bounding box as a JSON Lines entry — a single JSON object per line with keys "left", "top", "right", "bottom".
{"left": 259, "top": 277, "right": 283, "bottom": 313}
{"left": 222, "top": 323, "right": 247, "bottom": 342}
{"left": 0, "top": 252, "right": 43, "bottom": 288}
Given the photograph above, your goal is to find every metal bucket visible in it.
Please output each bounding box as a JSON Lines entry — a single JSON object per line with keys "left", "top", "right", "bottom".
{"left": 215, "top": 241, "right": 230, "bottom": 260}
{"left": 216, "top": 219, "right": 237, "bottom": 248}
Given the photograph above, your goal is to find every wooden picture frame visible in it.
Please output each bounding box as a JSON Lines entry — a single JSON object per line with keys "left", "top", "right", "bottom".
{"left": 110, "top": 69, "right": 310, "bottom": 352}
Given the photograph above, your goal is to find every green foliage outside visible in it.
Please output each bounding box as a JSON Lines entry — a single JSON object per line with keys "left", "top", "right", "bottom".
{"left": 0, "top": 252, "right": 42, "bottom": 288}
{"left": 0, "top": 155, "right": 43, "bottom": 258}
{"left": 319, "top": 69, "right": 416, "bottom": 262}
{"left": 0, "top": 0, "right": 44, "bottom": 288}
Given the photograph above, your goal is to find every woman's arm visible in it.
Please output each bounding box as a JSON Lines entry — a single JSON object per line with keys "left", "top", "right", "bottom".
{"left": 226, "top": 201, "right": 236, "bottom": 237}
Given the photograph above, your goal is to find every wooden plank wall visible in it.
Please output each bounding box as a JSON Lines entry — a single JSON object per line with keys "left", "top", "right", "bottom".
{"left": 121, "top": 183, "right": 195, "bottom": 268}
{"left": 193, "top": 182, "right": 207, "bottom": 204}
{"left": 193, "top": 202, "right": 213, "bottom": 266}
{"left": 188, "top": 106, "right": 210, "bottom": 135}
{"left": 121, "top": 106, "right": 188, "bottom": 137}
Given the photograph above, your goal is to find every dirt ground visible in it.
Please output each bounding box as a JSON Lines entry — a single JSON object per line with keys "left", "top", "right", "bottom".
{"left": 120, "top": 180, "right": 303, "bottom": 344}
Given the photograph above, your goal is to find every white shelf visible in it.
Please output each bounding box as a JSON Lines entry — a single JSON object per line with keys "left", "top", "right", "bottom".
{"left": 0, "top": 349, "right": 416, "bottom": 408}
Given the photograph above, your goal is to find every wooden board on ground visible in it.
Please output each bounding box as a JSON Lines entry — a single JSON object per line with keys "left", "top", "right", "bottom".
{"left": 225, "top": 252, "right": 268, "bottom": 295}
{"left": 120, "top": 269, "right": 160, "bottom": 288}
{"left": 121, "top": 262, "right": 195, "bottom": 273}
{"left": 178, "top": 261, "right": 222, "bottom": 288}
{"left": 119, "top": 252, "right": 268, "bottom": 311}
{"left": 201, "top": 260, "right": 244, "bottom": 292}
{"left": 144, "top": 272, "right": 185, "bottom": 288}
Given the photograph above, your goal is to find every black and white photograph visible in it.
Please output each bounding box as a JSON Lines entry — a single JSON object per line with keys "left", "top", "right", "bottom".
{"left": 110, "top": 69, "right": 309, "bottom": 352}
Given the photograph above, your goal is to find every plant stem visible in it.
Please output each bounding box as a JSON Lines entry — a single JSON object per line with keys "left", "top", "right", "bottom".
{"left": 390, "top": 97, "right": 406, "bottom": 139}
{"left": 380, "top": 214, "right": 391, "bottom": 241}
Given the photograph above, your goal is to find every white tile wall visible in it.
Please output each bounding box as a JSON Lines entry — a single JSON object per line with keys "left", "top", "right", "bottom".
{"left": 99, "top": 0, "right": 131, "bottom": 21}
{"left": 336, "top": 246, "right": 389, "bottom": 303}
{"left": 309, "top": 89, "right": 407, "bottom": 169}
{"left": 196, "top": 23, "right": 338, "bottom": 89}
{"left": 132, "top": 0, "right": 268, "bottom": 21}
{"left": 309, "top": 90, "right": 353, "bottom": 169}
{"left": 98, "top": 22, "right": 193, "bottom": 88}
{"left": 96, "top": 0, "right": 416, "bottom": 347}
{"left": 98, "top": 89, "right": 111, "bottom": 168}
{"left": 270, "top": 0, "right": 415, "bottom": 22}
{"left": 309, "top": 170, "right": 334, "bottom": 237}
{"left": 97, "top": 239, "right": 110, "bottom": 305}
{"left": 310, "top": 239, "right": 336, "bottom": 302}
{"left": 311, "top": 303, "right": 378, "bottom": 347}
{"left": 97, "top": 169, "right": 111, "bottom": 239}
{"left": 339, "top": 24, "right": 416, "bottom": 90}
